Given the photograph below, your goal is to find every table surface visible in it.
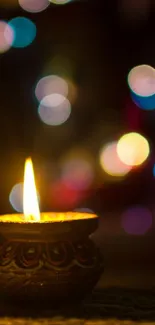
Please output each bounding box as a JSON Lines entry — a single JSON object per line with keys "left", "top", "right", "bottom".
{"left": 1, "top": 288, "right": 155, "bottom": 324}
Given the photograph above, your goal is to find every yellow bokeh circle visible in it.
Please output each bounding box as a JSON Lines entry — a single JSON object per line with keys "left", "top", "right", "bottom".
{"left": 117, "top": 132, "right": 150, "bottom": 167}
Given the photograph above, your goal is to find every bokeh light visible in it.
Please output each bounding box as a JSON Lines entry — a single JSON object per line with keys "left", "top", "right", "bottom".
{"left": 9, "top": 183, "right": 23, "bottom": 212}
{"left": 128, "top": 65, "right": 155, "bottom": 97}
{"left": 8, "top": 17, "right": 37, "bottom": 48}
{"left": 9, "top": 182, "right": 40, "bottom": 212}
{"left": 61, "top": 158, "right": 94, "bottom": 190}
{"left": 49, "top": 0, "right": 72, "bottom": 5}
{"left": 0, "top": 21, "right": 14, "bottom": 53}
{"left": 35, "top": 75, "right": 68, "bottom": 103}
{"left": 50, "top": 180, "right": 82, "bottom": 209}
{"left": 128, "top": 65, "right": 155, "bottom": 110}
{"left": 99, "top": 141, "right": 132, "bottom": 177}
{"left": 117, "top": 132, "right": 150, "bottom": 166}
{"left": 122, "top": 206, "right": 152, "bottom": 235}
{"left": 38, "top": 94, "right": 71, "bottom": 126}
{"left": 131, "top": 92, "right": 155, "bottom": 110}
{"left": 153, "top": 164, "right": 155, "bottom": 177}
{"left": 18, "top": 0, "right": 50, "bottom": 12}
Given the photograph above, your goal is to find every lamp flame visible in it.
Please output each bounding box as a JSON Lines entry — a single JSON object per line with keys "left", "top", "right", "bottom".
{"left": 23, "top": 158, "right": 40, "bottom": 222}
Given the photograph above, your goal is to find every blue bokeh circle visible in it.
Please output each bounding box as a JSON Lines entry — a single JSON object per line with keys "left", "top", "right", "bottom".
{"left": 8, "top": 17, "right": 37, "bottom": 48}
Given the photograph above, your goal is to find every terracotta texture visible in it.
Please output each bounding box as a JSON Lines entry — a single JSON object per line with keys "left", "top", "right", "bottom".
{"left": 0, "top": 214, "right": 103, "bottom": 303}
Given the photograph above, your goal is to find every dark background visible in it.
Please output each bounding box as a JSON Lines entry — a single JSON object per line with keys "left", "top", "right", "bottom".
{"left": 1, "top": 0, "right": 155, "bottom": 287}
{"left": 1, "top": 0, "right": 155, "bottom": 214}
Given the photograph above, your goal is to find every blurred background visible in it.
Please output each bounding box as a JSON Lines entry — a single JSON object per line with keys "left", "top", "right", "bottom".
{"left": 1, "top": 0, "right": 155, "bottom": 288}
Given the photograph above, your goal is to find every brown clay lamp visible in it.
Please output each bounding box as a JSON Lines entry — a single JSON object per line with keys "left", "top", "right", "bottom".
{"left": 0, "top": 158, "right": 103, "bottom": 305}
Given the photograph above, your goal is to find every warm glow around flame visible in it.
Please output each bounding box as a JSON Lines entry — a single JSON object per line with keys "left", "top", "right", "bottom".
{"left": 23, "top": 158, "right": 40, "bottom": 222}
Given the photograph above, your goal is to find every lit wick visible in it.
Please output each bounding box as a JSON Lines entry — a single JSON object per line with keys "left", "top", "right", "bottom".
{"left": 23, "top": 157, "right": 40, "bottom": 222}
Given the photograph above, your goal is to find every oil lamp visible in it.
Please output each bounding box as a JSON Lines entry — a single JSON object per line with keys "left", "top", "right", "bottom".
{"left": 0, "top": 158, "right": 103, "bottom": 305}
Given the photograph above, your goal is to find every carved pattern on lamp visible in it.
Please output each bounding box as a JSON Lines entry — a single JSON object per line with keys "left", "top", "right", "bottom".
{"left": 0, "top": 239, "right": 101, "bottom": 270}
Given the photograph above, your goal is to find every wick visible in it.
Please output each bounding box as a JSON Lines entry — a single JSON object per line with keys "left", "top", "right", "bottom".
{"left": 26, "top": 215, "right": 36, "bottom": 222}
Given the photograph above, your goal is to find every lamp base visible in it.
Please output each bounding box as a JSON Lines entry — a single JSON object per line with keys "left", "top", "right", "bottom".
{"left": 0, "top": 237, "right": 103, "bottom": 304}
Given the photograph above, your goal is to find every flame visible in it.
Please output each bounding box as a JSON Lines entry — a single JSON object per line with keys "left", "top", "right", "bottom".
{"left": 23, "top": 158, "right": 40, "bottom": 222}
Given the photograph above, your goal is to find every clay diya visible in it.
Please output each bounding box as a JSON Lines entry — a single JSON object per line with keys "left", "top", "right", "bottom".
{"left": 0, "top": 158, "right": 103, "bottom": 305}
